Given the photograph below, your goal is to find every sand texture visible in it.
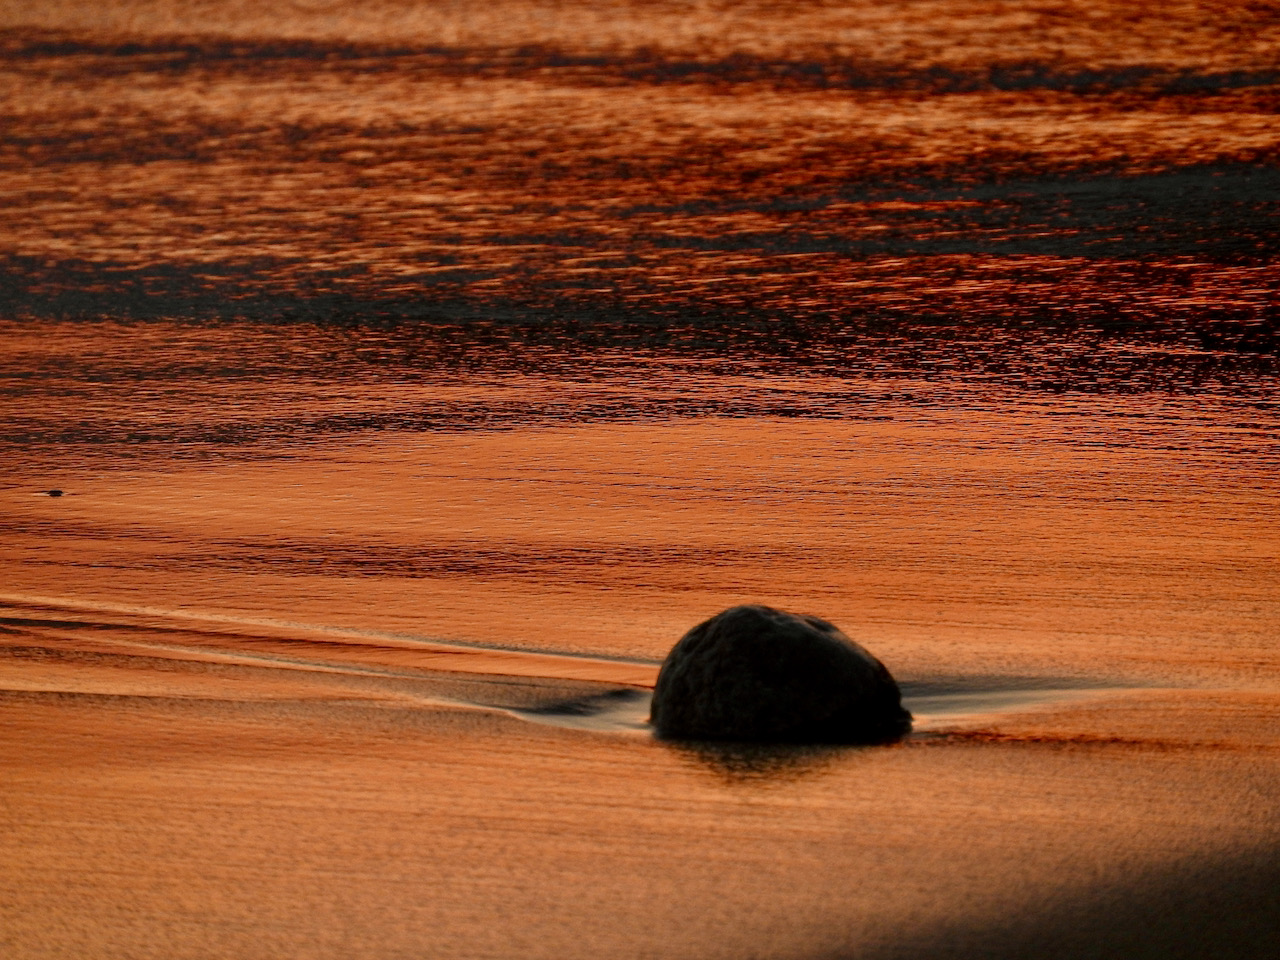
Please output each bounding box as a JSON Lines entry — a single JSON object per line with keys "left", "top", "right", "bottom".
{"left": 3, "top": 601, "right": 1279, "bottom": 960}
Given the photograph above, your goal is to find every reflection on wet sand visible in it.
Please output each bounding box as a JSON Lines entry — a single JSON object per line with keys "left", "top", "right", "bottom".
{"left": 668, "top": 740, "right": 852, "bottom": 782}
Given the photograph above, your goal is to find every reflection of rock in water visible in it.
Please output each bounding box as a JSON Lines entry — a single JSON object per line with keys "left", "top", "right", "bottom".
{"left": 651, "top": 605, "right": 911, "bottom": 744}
{"left": 669, "top": 740, "right": 853, "bottom": 783}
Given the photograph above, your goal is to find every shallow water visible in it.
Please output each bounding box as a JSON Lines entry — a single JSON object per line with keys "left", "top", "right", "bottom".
{"left": 2, "top": 1, "right": 1279, "bottom": 957}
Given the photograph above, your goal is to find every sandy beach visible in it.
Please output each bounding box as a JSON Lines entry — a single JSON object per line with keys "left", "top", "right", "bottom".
{"left": 3, "top": 0, "right": 1279, "bottom": 955}
{"left": 3, "top": 585, "right": 1279, "bottom": 959}
{"left": 2, "top": 359, "right": 1278, "bottom": 959}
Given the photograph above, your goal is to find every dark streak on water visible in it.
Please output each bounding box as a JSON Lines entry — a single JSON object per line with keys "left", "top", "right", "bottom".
{"left": 6, "top": 30, "right": 1280, "bottom": 94}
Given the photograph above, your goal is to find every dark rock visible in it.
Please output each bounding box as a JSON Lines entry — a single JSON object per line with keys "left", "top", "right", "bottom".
{"left": 650, "top": 605, "right": 912, "bottom": 744}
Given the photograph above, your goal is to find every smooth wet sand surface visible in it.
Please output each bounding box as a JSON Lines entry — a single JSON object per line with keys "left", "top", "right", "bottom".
{"left": 3, "top": 601, "right": 1279, "bottom": 960}
{"left": 5, "top": 412, "right": 1277, "bottom": 687}
{"left": 2, "top": 398, "right": 1277, "bottom": 957}
{"left": 2, "top": 397, "right": 1278, "bottom": 958}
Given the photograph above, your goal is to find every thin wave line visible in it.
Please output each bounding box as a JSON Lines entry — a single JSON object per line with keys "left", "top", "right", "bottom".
{"left": 0, "top": 590, "right": 662, "bottom": 667}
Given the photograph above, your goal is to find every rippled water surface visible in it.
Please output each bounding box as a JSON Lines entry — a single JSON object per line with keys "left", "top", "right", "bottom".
{"left": 2, "top": 2, "right": 1279, "bottom": 959}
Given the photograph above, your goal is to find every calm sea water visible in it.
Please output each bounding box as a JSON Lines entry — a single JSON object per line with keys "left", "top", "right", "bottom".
{"left": 2, "top": 5, "right": 1279, "bottom": 957}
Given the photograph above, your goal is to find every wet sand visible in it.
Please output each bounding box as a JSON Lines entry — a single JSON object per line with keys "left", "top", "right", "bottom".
{"left": 2, "top": 393, "right": 1278, "bottom": 958}
{"left": 2, "top": 367, "right": 1276, "bottom": 958}
{"left": 3, "top": 598, "right": 1278, "bottom": 960}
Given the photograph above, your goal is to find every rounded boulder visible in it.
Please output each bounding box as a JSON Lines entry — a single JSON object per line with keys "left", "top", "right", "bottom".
{"left": 650, "top": 605, "right": 912, "bottom": 744}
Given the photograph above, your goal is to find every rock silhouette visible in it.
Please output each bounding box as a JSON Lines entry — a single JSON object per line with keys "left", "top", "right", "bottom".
{"left": 651, "top": 605, "right": 912, "bottom": 744}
